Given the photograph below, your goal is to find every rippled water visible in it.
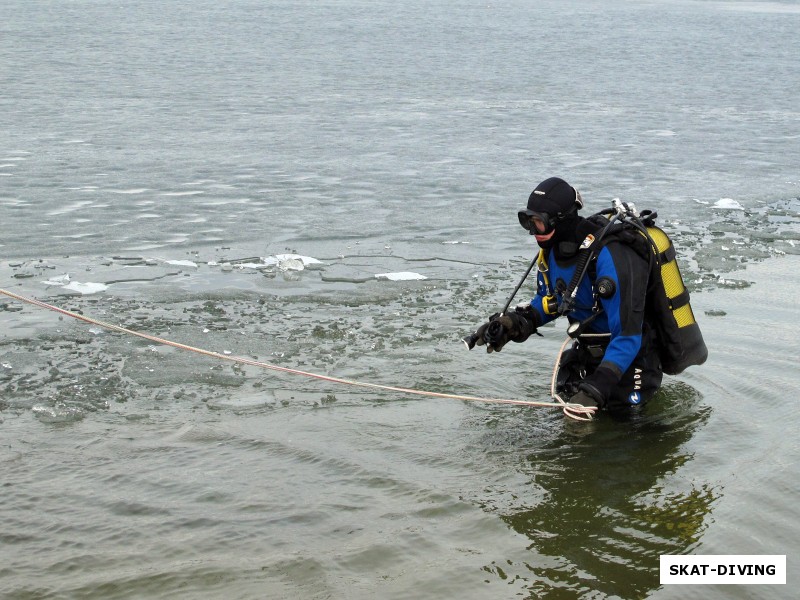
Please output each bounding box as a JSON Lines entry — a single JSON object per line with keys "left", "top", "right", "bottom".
{"left": 2, "top": 0, "right": 799, "bottom": 598}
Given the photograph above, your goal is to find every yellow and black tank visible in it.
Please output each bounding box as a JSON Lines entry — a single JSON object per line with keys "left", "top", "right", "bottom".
{"left": 644, "top": 225, "right": 708, "bottom": 375}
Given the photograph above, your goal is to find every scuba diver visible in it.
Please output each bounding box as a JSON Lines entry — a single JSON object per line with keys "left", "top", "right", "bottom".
{"left": 466, "top": 177, "right": 707, "bottom": 417}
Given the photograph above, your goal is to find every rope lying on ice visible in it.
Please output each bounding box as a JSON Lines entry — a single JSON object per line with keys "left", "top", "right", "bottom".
{"left": 1, "top": 288, "right": 594, "bottom": 416}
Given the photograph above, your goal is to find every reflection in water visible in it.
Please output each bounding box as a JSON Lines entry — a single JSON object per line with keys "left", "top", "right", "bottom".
{"left": 483, "top": 382, "right": 717, "bottom": 598}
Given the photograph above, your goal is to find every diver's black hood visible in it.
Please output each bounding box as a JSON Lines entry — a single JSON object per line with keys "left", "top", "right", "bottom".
{"left": 542, "top": 215, "right": 593, "bottom": 257}
{"left": 523, "top": 177, "right": 589, "bottom": 255}
{"left": 518, "top": 177, "right": 586, "bottom": 255}
{"left": 524, "top": 177, "right": 580, "bottom": 218}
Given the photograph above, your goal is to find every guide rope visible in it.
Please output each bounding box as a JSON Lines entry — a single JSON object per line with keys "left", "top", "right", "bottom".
{"left": 1, "top": 288, "right": 591, "bottom": 414}
{"left": 550, "top": 337, "right": 597, "bottom": 421}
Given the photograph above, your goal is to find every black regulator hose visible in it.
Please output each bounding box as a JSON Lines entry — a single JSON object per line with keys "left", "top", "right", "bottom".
{"left": 558, "top": 212, "right": 622, "bottom": 315}
{"left": 557, "top": 245, "right": 594, "bottom": 315}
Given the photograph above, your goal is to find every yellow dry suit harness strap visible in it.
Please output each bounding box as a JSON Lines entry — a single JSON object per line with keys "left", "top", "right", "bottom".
{"left": 536, "top": 249, "right": 558, "bottom": 315}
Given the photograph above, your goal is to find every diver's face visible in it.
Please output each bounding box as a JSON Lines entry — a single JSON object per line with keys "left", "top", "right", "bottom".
{"left": 534, "top": 228, "right": 555, "bottom": 246}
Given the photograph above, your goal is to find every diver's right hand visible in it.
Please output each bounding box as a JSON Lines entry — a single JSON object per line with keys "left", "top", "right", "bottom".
{"left": 473, "top": 313, "right": 505, "bottom": 353}
{"left": 473, "top": 311, "right": 536, "bottom": 353}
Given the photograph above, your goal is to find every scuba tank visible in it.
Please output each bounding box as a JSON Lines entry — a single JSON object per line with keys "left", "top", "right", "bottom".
{"left": 556, "top": 200, "right": 708, "bottom": 375}
{"left": 639, "top": 218, "right": 708, "bottom": 375}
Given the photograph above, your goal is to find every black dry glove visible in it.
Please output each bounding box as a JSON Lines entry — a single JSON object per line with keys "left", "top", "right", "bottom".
{"left": 569, "top": 389, "right": 601, "bottom": 409}
{"left": 473, "top": 308, "right": 537, "bottom": 353}
{"left": 564, "top": 388, "right": 601, "bottom": 420}
{"left": 574, "top": 365, "right": 618, "bottom": 408}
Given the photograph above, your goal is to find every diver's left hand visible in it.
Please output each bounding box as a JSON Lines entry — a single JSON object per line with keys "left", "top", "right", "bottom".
{"left": 564, "top": 389, "right": 600, "bottom": 420}
{"left": 569, "top": 390, "right": 600, "bottom": 408}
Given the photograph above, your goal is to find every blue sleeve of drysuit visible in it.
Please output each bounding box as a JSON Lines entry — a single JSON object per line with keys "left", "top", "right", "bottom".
{"left": 594, "top": 242, "right": 649, "bottom": 376}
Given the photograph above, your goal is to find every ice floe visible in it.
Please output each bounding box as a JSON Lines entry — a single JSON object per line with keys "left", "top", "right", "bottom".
{"left": 262, "top": 254, "right": 324, "bottom": 271}
{"left": 42, "top": 273, "right": 71, "bottom": 286}
{"left": 63, "top": 281, "right": 108, "bottom": 294}
{"left": 41, "top": 274, "right": 108, "bottom": 294}
{"left": 713, "top": 198, "right": 744, "bottom": 210}
{"left": 375, "top": 271, "right": 427, "bottom": 281}
{"left": 163, "top": 260, "right": 199, "bottom": 268}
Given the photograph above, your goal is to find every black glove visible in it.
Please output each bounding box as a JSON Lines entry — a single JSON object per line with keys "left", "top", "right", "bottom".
{"left": 569, "top": 389, "right": 600, "bottom": 409}
{"left": 564, "top": 389, "right": 600, "bottom": 420}
{"left": 473, "top": 308, "right": 537, "bottom": 353}
{"left": 576, "top": 366, "right": 618, "bottom": 407}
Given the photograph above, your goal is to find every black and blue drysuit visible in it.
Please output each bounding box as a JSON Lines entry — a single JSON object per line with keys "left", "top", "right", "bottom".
{"left": 530, "top": 238, "right": 663, "bottom": 409}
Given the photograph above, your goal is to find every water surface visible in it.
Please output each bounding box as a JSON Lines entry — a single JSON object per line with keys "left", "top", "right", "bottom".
{"left": 2, "top": 0, "right": 799, "bottom": 598}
